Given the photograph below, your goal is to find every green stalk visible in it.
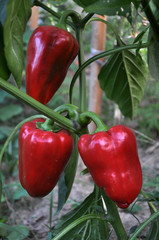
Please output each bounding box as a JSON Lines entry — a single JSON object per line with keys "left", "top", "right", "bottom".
{"left": 52, "top": 8, "right": 87, "bottom": 112}
{"left": 141, "top": 190, "right": 158, "bottom": 213}
{"left": 0, "top": 78, "right": 75, "bottom": 133}
{"left": 33, "top": 0, "right": 74, "bottom": 29}
{"left": 79, "top": 111, "right": 108, "bottom": 133}
{"left": 49, "top": 192, "right": 54, "bottom": 230}
{"left": 33, "top": 0, "right": 60, "bottom": 19}
{"left": 69, "top": 41, "right": 151, "bottom": 104}
{"left": 56, "top": 9, "right": 81, "bottom": 30}
{"left": 79, "top": 13, "right": 95, "bottom": 29}
{"left": 141, "top": 0, "right": 159, "bottom": 41}
{"left": 129, "top": 212, "right": 159, "bottom": 240}
{"left": 75, "top": 28, "right": 87, "bottom": 112}
{"left": 101, "top": 190, "right": 128, "bottom": 240}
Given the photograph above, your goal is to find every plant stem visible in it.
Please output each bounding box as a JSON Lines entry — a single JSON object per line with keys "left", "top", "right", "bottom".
{"left": 0, "top": 78, "right": 76, "bottom": 133}
{"left": 33, "top": 0, "right": 60, "bottom": 19}
{"left": 141, "top": 190, "right": 158, "bottom": 213}
{"left": 80, "top": 13, "right": 94, "bottom": 28}
{"left": 33, "top": 0, "right": 74, "bottom": 28}
{"left": 49, "top": 192, "right": 53, "bottom": 230}
{"left": 129, "top": 212, "right": 159, "bottom": 240}
{"left": 141, "top": 0, "right": 159, "bottom": 41}
{"left": 101, "top": 190, "right": 127, "bottom": 240}
{"left": 69, "top": 41, "right": 151, "bottom": 104}
{"left": 75, "top": 28, "right": 87, "bottom": 112}
{"left": 57, "top": 10, "right": 81, "bottom": 30}
{"left": 79, "top": 111, "right": 108, "bottom": 133}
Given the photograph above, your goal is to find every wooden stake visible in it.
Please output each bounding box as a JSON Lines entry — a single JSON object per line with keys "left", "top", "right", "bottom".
{"left": 30, "top": 6, "right": 39, "bottom": 30}
{"left": 88, "top": 15, "right": 107, "bottom": 132}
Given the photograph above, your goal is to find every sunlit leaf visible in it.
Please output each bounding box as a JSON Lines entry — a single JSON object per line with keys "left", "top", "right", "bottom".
{"left": 98, "top": 50, "right": 148, "bottom": 118}
{"left": 84, "top": 0, "right": 132, "bottom": 18}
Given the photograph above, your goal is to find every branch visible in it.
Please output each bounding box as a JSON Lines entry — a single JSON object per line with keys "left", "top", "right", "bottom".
{"left": 141, "top": 0, "right": 159, "bottom": 41}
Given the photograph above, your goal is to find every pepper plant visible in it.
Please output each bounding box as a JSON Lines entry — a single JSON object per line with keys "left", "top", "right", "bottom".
{"left": 0, "top": 0, "right": 159, "bottom": 239}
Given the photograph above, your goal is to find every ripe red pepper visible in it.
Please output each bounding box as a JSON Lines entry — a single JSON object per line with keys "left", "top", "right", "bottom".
{"left": 78, "top": 125, "right": 142, "bottom": 209}
{"left": 19, "top": 119, "right": 73, "bottom": 197}
{"left": 26, "top": 26, "right": 79, "bottom": 105}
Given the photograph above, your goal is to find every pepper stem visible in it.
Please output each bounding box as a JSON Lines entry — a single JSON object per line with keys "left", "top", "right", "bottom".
{"left": 54, "top": 104, "right": 80, "bottom": 121}
{"left": 56, "top": 10, "right": 81, "bottom": 31}
{"left": 79, "top": 111, "right": 109, "bottom": 133}
{"left": 37, "top": 118, "right": 54, "bottom": 132}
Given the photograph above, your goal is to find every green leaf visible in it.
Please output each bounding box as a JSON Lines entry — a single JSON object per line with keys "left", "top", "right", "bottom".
{"left": 52, "top": 192, "right": 95, "bottom": 239}
{"left": 83, "top": 0, "right": 132, "bottom": 17}
{"left": 98, "top": 50, "right": 148, "bottom": 118}
{"left": 146, "top": 216, "right": 159, "bottom": 240}
{"left": 132, "top": 0, "right": 141, "bottom": 9}
{"left": 129, "top": 225, "right": 138, "bottom": 235}
{"left": 148, "top": 28, "right": 159, "bottom": 81}
{"left": 73, "top": 0, "right": 98, "bottom": 8}
{"left": 129, "top": 212, "right": 159, "bottom": 240}
{"left": 0, "top": 223, "right": 29, "bottom": 240}
{"left": 146, "top": 203, "right": 159, "bottom": 240}
{"left": 101, "top": 190, "right": 127, "bottom": 240}
{"left": 52, "top": 189, "right": 110, "bottom": 239}
{"left": 133, "top": 26, "right": 149, "bottom": 43}
{"left": 58, "top": 134, "right": 79, "bottom": 212}
{"left": 0, "top": 104, "right": 23, "bottom": 122}
{"left": 0, "top": 22, "right": 10, "bottom": 80}
{"left": 4, "top": 0, "right": 31, "bottom": 87}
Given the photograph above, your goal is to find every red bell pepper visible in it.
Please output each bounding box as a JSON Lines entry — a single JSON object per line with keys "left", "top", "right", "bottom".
{"left": 78, "top": 125, "right": 142, "bottom": 209}
{"left": 19, "top": 119, "right": 73, "bottom": 197}
{"left": 26, "top": 26, "right": 79, "bottom": 105}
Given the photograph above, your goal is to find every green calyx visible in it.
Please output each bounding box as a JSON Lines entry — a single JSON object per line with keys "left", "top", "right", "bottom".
{"left": 35, "top": 105, "right": 108, "bottom": 135}
{"left": 36, "top": 104, "right": 81, "bottom": 133}
{"left": 55, "top": 104, "right": 84, "bottom": 133}
{"left": 36, "top": 118, "right": 56, "bottom": 132}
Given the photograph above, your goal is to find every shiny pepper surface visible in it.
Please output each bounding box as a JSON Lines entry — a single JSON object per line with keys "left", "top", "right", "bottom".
{"left": 26, "top": 26, "right": 79, "bottom": 105}
{"left": 78, "top": 125, "right": 142, "bottom": 209}
{"left": 19, "top": 119, "right": 73, "bottom": 197}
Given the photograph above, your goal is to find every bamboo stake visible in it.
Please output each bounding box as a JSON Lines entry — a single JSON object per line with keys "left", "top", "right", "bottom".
{"left": 30, "top": 6, "right": 39, "bottom": 29}
{"left": 88, "top": 15, "right": 107, "bottom": 132}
